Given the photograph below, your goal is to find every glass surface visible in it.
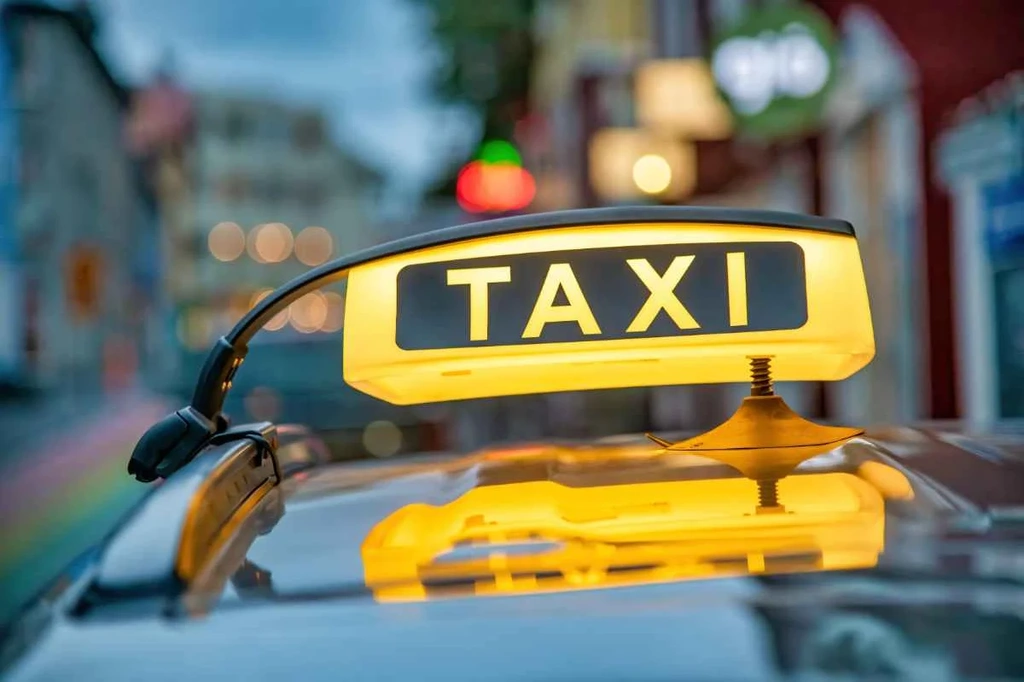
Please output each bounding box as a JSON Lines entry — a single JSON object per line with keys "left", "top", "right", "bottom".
{"left": 994, "top": 264, "right": 1024, "bottom": 419}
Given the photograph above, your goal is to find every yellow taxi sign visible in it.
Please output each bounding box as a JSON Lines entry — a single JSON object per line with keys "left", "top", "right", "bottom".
{"left": 343, "top": 209, "right": 874, "bottom": 405}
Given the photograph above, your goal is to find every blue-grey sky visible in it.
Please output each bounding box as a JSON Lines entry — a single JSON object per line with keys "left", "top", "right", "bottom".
{"left": 91, "top": 0, "right": 477, "bottom": 193}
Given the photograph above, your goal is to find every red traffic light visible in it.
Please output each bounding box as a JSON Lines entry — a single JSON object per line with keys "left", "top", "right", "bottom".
{"left": 456, "top": 161, "right": 536, "bottom": 213}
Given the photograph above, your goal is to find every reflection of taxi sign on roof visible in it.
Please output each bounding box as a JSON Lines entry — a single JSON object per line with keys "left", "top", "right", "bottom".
{"left": 363, "top": 470, "right": 887, "bottom": 601}
{"left": 343, "top": 208, "right": 872, "bottom": 404}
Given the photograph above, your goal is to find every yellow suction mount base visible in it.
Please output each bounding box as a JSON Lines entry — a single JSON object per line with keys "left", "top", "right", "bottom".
{"left": 646, "top": 357, "right": 864, "bottom": 511}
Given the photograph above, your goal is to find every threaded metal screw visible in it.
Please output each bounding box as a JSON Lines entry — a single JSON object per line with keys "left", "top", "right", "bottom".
{"left": 749, "top": 356, "right": 774, "bottom": 396}
{"left": 757, "top": 479, "right": 780, "bottom": 508}
{"left": 751, "top": 357, "right": 780, "bottom": 510}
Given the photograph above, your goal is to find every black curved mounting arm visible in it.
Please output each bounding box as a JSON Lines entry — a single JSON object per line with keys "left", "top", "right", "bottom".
{"left": 126, "top": 206, "right": 853, "bottom": 482}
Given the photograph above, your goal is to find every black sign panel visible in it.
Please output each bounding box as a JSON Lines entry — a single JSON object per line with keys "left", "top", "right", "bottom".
{"left": 395, "top": 242, "right": 807, "bottom": 350}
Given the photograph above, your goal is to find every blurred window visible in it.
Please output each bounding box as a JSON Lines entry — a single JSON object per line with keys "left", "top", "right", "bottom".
{"left": 292, "top": 114, "right": 325, "bottom": 152}
{"left": 297, "top": 180, "right": 326, "bottom": 211}
{"left": 18, "top": 24, "right": 52, "bottom": 101}
{"left": 65, "top": 245, "right": 103, "bottom": 321}
{"left": 216, "top": 174, "right": 248, "bottom": 203}
{"left": 995, "top": 264, "right": 1024, "bottom": 418}
{"left": 71, "top": 159, "right": 99, "bottom": 231}
{"left": 224, "top": 109, "right": 250, "bottom": 141}
{"left": 263, "top": 174, "right": 285, "bottom": 206}
{"left": 181, "top": 231, "right": 204, "bottom": 260}
{"left": 598, "top": 76, "right": 635, "bottom": 127}
{"left": 19, "top": 151, "right": 40, "bottom": 188}
{"left": 265, "top": 116, "right": 291, "bottom": 143}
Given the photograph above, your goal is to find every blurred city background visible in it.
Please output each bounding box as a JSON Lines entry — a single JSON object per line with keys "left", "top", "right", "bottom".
{"left": 0, "top": 0, "right": 1021, "bottom": 623}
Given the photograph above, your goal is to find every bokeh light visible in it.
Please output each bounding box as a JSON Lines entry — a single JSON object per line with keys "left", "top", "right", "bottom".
{"left": 228, "top": 293, "right": 252, "bottom": 320}
{"left": 321, "top": 291, "right": 345, "bottom": 332}
{"left": 590, "top": 128, "right": 695, "bottom": 201}
{"left": 294, "top": 226, "right": 333, "bottom": 266}
{"left": 246, "top": 226, "right": 264, "bottom": 263}
{"left": 632, "top": 154, "right": 673, "bottom": 194}
{"left": 248, "top": 222, "right": 293, "bottom": 263}
{"left": 636, "top": 59, "right": 733, "bottom": 139}
{"left": 289, "top": 291, "right": 328, "bottom": 333}
{"left": 456, "top": 161, "right": 535, "bottom": 213}
{"left": 208, "top": 221, "right": 246, "bottom": 262}
{"left": 363, "top": 420, "right": 402, "bottom": 457}
{"left": 250, "top": 288, "right": 289, "bottom": 331}
{"left": 477, "top": 139, "right": 522, "bottom": 166}
{"left": 248, "top": 288, "right": 272, "bottom": 310}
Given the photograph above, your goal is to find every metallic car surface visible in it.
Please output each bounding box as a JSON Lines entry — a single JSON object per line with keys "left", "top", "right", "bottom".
{"left": 2, "top": 425, "right": 1023, "bottom": 681}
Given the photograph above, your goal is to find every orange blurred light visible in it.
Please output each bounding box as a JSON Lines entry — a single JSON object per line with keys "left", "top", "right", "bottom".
{"left": 251, "top": 288, "right": 289, "bottom": 331}
{"left": 363, "top": 420, "right": 403, "bottom": 457}
{"left": 457, "top": 161, "right": 535, "bottom": 213}
{"left": 249, "top": 288, "right": 273, "bottom": 310}
{"left": 589, "top": 128, "right": 696, "bottom": 201}
{"left": 295, "top": 226, "right": 333, "bottom": 266}
{"left": 290, "top": 291, "right": 328, "bottom": 333}
{"left": 249, "top": 223, "right": 293, "bottom": 263}
{"left": 456, "top": 162, "right": 487, "bottom": 213}
{"left": 321, "top": 291, "right": 345, "bottom": 332}
{"left": 208, "top": 221, "right": 246, "bottom": 262}
{"left": 246, "top": 226, "right": 265, "bottom": 263}
{"left": 636, "top": 59, "right": 733, "bottom": 139}
{"left": 632, "top": 154, "right": 673, "bottom": 194}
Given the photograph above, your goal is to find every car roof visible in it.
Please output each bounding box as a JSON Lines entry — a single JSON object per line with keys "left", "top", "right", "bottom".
{"left": 79, "top": 423, "right": 1024, "bottom": 610}
{"left": 4, "top": 425, "right": 1024, "bottom": 682}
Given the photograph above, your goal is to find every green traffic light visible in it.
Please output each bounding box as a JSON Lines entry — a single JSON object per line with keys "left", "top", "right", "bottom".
{"left": 476, "top": 139, "right": 522, "bottom": 167}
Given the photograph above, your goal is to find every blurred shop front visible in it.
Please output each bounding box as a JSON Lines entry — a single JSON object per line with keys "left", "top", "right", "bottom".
{"left": 1, "top": 4, "right": 163, "bottom": 400}
{"left": 808, "top": 0, "right": 1024, "bottom": 428}
{"left": 682, "top": 1, "right": 928, "bottom": 428}
{"left": 448, "top": 0, "right": 1023, "bottom": 448}
{"left": 572, "top": 0, "right": 1021, "bottom": 431}
{"left": 815, "top": 4, "right": 923, "bottom": 426}
{"left": 938, "top": 74, "right": 1024, "bottom": 427}
{"left": 568, "top": 0, "right": 901, "bottom": 430}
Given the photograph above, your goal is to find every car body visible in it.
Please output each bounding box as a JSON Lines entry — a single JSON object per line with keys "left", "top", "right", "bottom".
{"left": 3, "top": 207, "right": 1023, "bottom": 681}
{"left": 2, "top": 423, "right": 1024, "bottom": 681}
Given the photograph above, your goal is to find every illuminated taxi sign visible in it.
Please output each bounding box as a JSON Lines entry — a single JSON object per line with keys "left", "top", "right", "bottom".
{"left": 343, "top": 211, "right": 874, "bottom": 405}
{"left": 395, "top": 242, "right": 806, "bottom": 348}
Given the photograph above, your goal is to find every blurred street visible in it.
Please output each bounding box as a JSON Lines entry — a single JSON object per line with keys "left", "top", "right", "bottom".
{"left": 0, "top": 389, "right": 167, "bottom": 623}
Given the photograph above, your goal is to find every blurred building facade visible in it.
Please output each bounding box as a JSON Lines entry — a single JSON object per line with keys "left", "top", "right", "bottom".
{"left": 515, "top": 0, "right": 1024, "bottom": 436}
{"left": 172, "top": 93, "right": 381, "bottom": 353}
{"left": 811, "top": 0, "right": 1023, "bottom": 425}
{"left": 0, "top": 2, "right": 161, "bottom": 397}
{"left": 126, "top": 83, "right": 383, "bottom": 390}
{"left": 0, "top": 8, "right": 21, "bottom": 388}
{"left": 939, "top": 72, "right": 1024, "bottom": 426}
{"left": 125, "top": 82, "right": 401, "bottom": 449}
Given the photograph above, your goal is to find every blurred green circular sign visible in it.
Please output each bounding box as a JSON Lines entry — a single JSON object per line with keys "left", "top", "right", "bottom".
{"left": 710, "top": 2, "right": 838, "bottom": 139}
